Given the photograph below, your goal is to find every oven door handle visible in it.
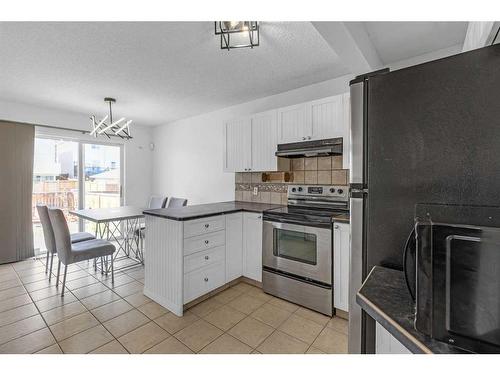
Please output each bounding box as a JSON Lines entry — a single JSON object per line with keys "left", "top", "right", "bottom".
{"left": 263, "top": 217, "right": 331, "bottom": 229}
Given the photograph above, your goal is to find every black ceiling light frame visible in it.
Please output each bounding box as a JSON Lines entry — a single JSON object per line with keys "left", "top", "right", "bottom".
{"left": 214, "top": 21, "right": 259, "bottom": 50}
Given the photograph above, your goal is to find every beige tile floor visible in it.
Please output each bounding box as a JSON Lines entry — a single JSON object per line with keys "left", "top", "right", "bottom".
{"left": 0, "top": 257, "right": 348, "bottom": 354}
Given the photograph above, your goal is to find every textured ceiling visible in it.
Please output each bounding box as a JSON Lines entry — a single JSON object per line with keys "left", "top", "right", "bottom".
{"left": 0, "top": 22, "right": 348, "bottom": 126}
{"left": 0, "top": 21, "right": 469, "bottom": 126}
{"left": 363, "top": 22, "right": 468, "bottom": 64}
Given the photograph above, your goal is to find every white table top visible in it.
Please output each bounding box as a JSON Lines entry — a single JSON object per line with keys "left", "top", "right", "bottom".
{"left": 70, "top": 206, "right": 145, "bottom": 223}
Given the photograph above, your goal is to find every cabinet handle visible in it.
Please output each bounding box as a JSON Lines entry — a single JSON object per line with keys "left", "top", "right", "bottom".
{"left": 204, "top": 224, "right": 209, "bottom": 228}
{"left": 257, "top": 215, "right": 262, "bottom": 219}
{"left": 205, "top": 255, "right": 209, "bottom": 260}
{"left": 334, "top": 225, "right": 339, "bottom": 229}
{"left": 302, "top": 137, "right": 306, "bottom": 140}
{"left": 204, "top": 277, "right": 209, "bottom": 282}
{"left": 204, "top": 240, "right": 209, "bottom": 244}
{"left": 308, "top": 136, "right": 312, "bottom": 140}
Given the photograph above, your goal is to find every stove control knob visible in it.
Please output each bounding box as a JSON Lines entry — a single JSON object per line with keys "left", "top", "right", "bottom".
{"left": 298, "top": 187, "right": 303, "bottom": 192}
{"left": 337, "top": 189, "right": 344, "bottom": 194}
{"left": 291, "top": 187, "right": 296, "bottom": 192}
{"left": 329, "top": 188, "right": 335, "bottom": 193}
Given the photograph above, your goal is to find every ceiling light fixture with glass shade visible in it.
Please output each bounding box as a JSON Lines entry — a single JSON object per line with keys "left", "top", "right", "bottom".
{"left": 89, "top": 97, "right": 132, "bottom": 140}
{"left": 214, "top": 21, "right": 259, "bottom": 50}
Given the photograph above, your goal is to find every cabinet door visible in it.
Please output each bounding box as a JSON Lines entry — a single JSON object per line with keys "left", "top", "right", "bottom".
{"left": 310, "top": 95, "right": 344, "bottom": 140}
{"left": 375, "top": 322, "right": 412, "bottom": 354}
{"left": 223, "top": 117, "right": 251, "bottom": 172}
{"left": 243, "top": 212, "right": 263, "bottom": 282}
{"left": 334, "top": 222, "right": 350, "bottom": 311}
{"left": 225, "top": 213, "right": 243, "bottom": 282}
{"left": 277, "top": 103, "right": 311, "bottom": 143}
{"left": 251, "top": 110, "right": 278, "bottom": 172}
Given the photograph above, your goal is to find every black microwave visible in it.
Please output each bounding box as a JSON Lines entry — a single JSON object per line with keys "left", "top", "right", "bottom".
{"left": 410, "top": 203, "right": 500, "bottom": 353}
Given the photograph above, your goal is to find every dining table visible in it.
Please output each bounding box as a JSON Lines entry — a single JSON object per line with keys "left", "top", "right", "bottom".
{"left": 70, "top": 206, "right": 145, "bottom": 273}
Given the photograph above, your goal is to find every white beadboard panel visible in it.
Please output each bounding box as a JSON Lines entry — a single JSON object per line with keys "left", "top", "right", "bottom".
{"left": 310, "top": 95, "right": 344, "bottom": 140}
{"left": 223, "top": 117, "right": 251, "bottom": 172}
{"left": 144, "top": 216, "right": 184, "bottom": 316}
{"left": 251, "top": 110, "right": 278, "bottom": 172}
{"left": 277, "top": 103, "right": 310, "bottom": 143}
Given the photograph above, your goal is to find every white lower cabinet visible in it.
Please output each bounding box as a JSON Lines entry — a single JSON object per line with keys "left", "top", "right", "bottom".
{"left": 183, "top": 212, "right": 262, "bottom": 304}
{"left": 184, "top": 261, "right": 226, "bottom": 303}
{"left": 334, "top": 222, "right": 350, "bottom": 312}
{"left": 376, "top": 322, "right": 412, "bottom": 354}
{"left": 225, "top": 213, "right": 243, "bottom": 282}
{"left": 243, "top": 212, "right": 263, "bottom": 282}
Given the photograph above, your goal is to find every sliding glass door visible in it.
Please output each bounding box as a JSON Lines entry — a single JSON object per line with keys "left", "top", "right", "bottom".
{"left": 32, "top": 138, "right": 123, "bottom": 255}
{"left": 32, "top": 138, "right": 80, "bottom": 254}
{"left": 82, "top": 143, "right": 122, "bottom": 233}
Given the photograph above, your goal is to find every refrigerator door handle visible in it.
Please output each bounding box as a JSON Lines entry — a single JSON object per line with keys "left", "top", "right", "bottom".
{"left": 348, "top": 196, "right": 364, "bottom": 353}
{"left": 350, "top": 81, "right": 365, "bottom": 185}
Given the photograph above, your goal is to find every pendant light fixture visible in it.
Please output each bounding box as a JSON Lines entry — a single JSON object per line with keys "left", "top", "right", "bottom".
{"left": 90, "top": 97, "right": 132, "bottom": 140}
{"left": 214, "top": 21, "right": 259, "bottom": 50}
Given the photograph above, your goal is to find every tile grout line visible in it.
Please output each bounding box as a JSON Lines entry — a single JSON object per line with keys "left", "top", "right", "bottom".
{"left": 7, "top": 259, "right": 63, "bottom": 354}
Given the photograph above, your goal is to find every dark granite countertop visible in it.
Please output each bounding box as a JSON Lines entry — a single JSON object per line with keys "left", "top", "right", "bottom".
{"left": 357, "top": 266, "right": 466, "bottom": 354}
{"left": 143, "top": 201, "right": 283, "bottom": 221}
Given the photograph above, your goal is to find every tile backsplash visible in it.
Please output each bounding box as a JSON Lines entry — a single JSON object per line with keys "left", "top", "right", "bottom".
{"left": 235, "top": 155, "right": 349, "bottom": 204}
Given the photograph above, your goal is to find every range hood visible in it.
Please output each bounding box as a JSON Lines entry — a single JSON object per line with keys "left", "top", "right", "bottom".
{"left": 275, "top": 138, "right": 343, "bottom": 158}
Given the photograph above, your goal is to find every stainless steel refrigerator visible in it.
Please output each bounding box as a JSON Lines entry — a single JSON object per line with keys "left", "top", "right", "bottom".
{"left": 348, "top": 44, "right": 500, "bottom": 353}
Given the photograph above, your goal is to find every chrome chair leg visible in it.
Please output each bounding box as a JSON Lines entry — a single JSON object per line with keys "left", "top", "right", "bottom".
{"left": 45, "top": 251, "right": 50, "bottom": 274}
{"left": 111, "top": 255, "right": 114, "bottom": 285}
{"left": 56, "top": 260, "right": 61, "bottom": 287}
{"left": 48, "top": 253, "right": 54, "bottom": 281}
{"left": 61, "top": 265, "right": 68, "bottom": 297}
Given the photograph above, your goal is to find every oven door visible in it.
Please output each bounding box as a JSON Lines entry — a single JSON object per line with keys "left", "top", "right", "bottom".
{"left": 263, "top": 220, "right": 331, "bottom": 285}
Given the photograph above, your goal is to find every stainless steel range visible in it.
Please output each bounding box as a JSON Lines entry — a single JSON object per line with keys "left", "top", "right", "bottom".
{"left": 262, "top": 184, "right": 349, "bottom": 316}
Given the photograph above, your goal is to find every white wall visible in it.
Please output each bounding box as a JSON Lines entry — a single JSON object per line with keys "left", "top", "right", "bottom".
{"left": 0, "top": 99, "right": 153, "bottom": 207}
{"left": 388, "top": 44, "right": 462, "bottom": 71}
{"left": 152, "top": 74, "right": 353, "bottom": 205}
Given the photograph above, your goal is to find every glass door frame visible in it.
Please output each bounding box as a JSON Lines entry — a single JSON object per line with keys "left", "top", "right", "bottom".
{"left": 78, "top": 140, "right": 124, "bottom": 232}
{"left": 33, "top": 134, "right": 124, "bottom": 234}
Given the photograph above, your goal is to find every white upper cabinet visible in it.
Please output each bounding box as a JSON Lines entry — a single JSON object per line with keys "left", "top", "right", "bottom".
{"left": 223, "top": 117, "right": 251, "bottom": 172}
{"left": 310, "top": 95, "right": 344, "bottom": 140}
{"left": 251, "top": 110, "right": 278, "bottom": 172}
{"left": 277, "top": 103, "right": 311, "bottom": 143}
{"left": 223, "top": 92, "right": 351, "bottom": 172}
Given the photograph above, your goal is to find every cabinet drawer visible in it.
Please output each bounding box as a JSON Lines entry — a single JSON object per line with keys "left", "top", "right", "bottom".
{"left": 183, "top": 216, "right": 225, "bottom": 238}
{"left": 183, "top": 230, "right": 225, "bottom": 256}
{"left": 184, "top": 262, "right": 226, "bottom": 303}
{"left": 184, "top": 245, "right": 225, "bottom": 274}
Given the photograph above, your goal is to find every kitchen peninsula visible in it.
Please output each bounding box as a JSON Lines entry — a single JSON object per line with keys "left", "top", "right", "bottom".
{"left": 142, "top": 201, "right": 281, "bottom": 316}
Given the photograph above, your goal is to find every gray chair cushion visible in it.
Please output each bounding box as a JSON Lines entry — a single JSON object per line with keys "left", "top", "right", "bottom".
{"left": 70, "top": 239, "right": 115, "bottom": 263}
{"left": 70, "top": 232, "right": 96, "bottom": 243}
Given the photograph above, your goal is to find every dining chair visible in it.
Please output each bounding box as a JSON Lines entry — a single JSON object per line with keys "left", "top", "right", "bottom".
{"left": 149, "top": 195, "right": 168, "bottom": 209}
{"left": 166, "top": 197, "right": 188, "bottom": 208}
{"left": 135, "top": 195, "right": 168, "bottom": 250}
{"left": 48, "top": 208, "right": 116, "bottom": 295}
{"left": 36, "top": 205, "right": 96, "bottom": 280}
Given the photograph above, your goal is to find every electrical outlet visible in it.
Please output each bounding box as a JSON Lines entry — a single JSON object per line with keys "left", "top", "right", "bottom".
{"left": 253, "top": 186, "right": 258, "bottom": 195}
